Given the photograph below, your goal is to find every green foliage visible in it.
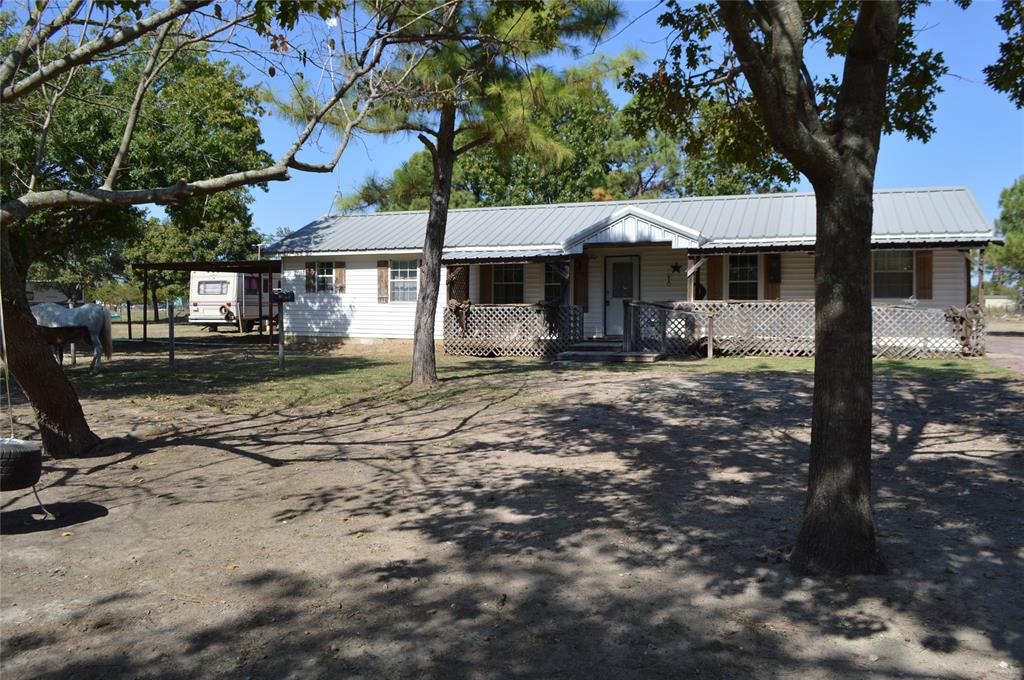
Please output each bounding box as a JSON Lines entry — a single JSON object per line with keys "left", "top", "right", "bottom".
{"left": 624, "top": 1, "right": 961, "bottom": 158}
{"left": 988, "top": 177, "right": 1024, "bottom": 293}
{"left": 88, "top": 279, "right": 144, "bottom": 305}
{"left": 123, "top": 191, "right": 262, "bottom": 299}
{"left": 0, "top": 22, "right": 267, "bottom": 289}
{"left": 342, "top": 73, "right": 793, "bottom": 212}
{"left": 985, "top": 0, "right": 1024, "bottom": 108}
{"left": 626, "top": 1, "right": 1020, "bottom": 159}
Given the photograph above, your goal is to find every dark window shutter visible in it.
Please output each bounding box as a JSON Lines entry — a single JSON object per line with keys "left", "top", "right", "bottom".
{"left": 706, "top": 255, "right": 723, "bottom": 300}
{"left": 377, "top": 260, "right": 389, "bottom": 303}
{"left": 305, "top": 262, "right": 315, "bottom": 293}
{"left": 915, "top": 250, "right": 933, "bottom": 299}
{"left": 572, "top": 256, "right": 588, "bottom": 312}
{"left": 334, "top": 261, "right": 346, "bottom": 293}
{"left": 478, "top": 265, "right": 493, "bottom": 304}
{"left": 764, "top": 253, "right": 782, "bottom": 300}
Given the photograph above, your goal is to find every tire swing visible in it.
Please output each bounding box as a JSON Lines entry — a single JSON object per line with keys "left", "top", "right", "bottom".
{"left": 0, "top": 303, "right": 51, "bottom": 518}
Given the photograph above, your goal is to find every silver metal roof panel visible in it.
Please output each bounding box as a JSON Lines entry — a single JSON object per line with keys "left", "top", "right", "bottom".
{"left": 266, "top": 187, "right": 994, "bottom": 254}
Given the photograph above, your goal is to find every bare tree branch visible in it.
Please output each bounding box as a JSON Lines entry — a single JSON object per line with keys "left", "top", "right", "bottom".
{"left": 103, "top": 20, "right": 174, "bottom": 190}
{"left": 1, "top": 0, "right": 207, "bottom": 103}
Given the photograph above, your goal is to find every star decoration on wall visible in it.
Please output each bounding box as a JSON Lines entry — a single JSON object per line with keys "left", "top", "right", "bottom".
{"left": 671, "top": 262, "right": 682, "bottom": 274}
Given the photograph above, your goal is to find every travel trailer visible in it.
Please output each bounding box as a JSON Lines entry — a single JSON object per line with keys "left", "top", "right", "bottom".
{"left": 188, "top": 271, "right": 281, "bottom": 331}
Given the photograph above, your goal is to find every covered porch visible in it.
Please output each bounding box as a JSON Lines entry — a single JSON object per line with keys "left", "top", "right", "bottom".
{"left": 440, "top": 239, "right": 696, "bottom": 356}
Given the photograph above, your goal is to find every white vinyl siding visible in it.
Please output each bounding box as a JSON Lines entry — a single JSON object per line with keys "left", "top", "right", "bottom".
{"left": 778, "top": 249, "right": 967, "bottom": 309}
{"left": 931, "top": 249, "right": 968, "bottom": 309}
{"left": 780, "top": 252, "right": 815, "bottom": 300}
{"left": 282, "top": 248, "right": 969, "bottom": 341}
{"left": 282, "top": 255, "right": 445, "bottom": 339}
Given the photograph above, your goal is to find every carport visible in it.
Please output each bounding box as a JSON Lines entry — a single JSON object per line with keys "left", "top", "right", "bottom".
{"left": 133, "top": 260, "right": 282, "bottom": 347}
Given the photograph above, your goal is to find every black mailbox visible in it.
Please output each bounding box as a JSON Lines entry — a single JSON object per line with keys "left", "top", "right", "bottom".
{"left": 269, "top": 290, "right": 295, "bottom": 303}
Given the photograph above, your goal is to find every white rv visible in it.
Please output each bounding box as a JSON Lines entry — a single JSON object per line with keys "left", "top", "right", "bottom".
{"left": 188, "top": 271, "right": 281, "bottom": 332}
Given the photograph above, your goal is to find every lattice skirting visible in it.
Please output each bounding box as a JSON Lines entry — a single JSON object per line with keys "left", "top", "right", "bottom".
{"left": 444, "top": 304, "right": 584, "bottom": 357}
{"left": 627, "top": 301, "right": 985, "bottom": 359}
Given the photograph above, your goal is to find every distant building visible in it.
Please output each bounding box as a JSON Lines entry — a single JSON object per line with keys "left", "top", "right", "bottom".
{"left": 26, "top": 281, "right": 84, "bottom": 305}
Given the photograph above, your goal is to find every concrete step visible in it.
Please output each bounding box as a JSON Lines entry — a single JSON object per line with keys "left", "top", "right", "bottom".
{"left": 555, "top": 350, "right": 663, "bottom": 364}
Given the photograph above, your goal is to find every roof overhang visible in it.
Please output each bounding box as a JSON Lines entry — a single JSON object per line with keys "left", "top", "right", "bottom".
{"left": 441, "top": 248, "right": 567, "bottom": 265}
{"left": 563, "top": 206, "right": 705, "bottom": 253}
{"left": 133, "top": 259, "right": 281, "bottom": 273}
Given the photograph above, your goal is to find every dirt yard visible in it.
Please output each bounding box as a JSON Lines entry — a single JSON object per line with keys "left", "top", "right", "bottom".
{"left": 1, "top": 343, "right": 1022, "bottom": 679}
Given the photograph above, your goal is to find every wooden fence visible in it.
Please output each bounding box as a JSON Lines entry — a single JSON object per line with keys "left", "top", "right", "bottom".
{"left": 624, "top": 300, "right": 985, "bottom": 359}
{"left": 443, "top": 303, "right": 584, "bottom": 357}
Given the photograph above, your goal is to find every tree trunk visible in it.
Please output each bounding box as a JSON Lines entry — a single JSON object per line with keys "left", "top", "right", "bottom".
{"left": 790, "top": 179, "right": 885, "bottom": 575}
{"left": 1, "top": 229, "right": 101, "bottom": 458}
{"left": 151, "top": 286, "right": 159, "bottom": 322}
{"left": 410, "top": 105, "right": 457, "bottom": 385}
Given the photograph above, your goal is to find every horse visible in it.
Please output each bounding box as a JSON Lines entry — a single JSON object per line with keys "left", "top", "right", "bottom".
{"left": 31, "top": 303, "right": 113, "bottom": 374}
{"left": 36, "top": 324, "right": 92, "bottom": 366}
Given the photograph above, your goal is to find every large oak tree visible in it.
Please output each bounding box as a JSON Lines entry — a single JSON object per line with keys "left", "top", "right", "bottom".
{"left": 628, "top": 0, "right": 1021, "bottom": 575}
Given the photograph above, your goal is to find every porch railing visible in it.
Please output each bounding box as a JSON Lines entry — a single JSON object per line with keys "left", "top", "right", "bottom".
{"left": 443, "top": 303, "right": 584, "bottom": 357}
{"left": 624, "top": 300, "right": 985, "bottom": 359}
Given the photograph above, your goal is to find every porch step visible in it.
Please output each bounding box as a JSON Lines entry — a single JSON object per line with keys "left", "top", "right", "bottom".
{"left": 554, "top": 350, "right": 664, "bottom": 364}
{"left": 566, "top": 339, "right": 624, "bottom": 352}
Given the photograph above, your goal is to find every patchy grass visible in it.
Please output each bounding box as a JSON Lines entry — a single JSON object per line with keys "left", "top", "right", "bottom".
{"left": 59, "top": 340, "right": 1015, "bottom": 416}
{"left": 67, "top": 349, "right": 554, "bottom": 413}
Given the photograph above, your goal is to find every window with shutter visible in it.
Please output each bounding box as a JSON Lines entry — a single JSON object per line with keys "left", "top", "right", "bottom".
{"left": 873, "top": 251, "right": 914, "bottom": 298}
{"left": 389, "top": 260, "right": 418, "bottom": 302}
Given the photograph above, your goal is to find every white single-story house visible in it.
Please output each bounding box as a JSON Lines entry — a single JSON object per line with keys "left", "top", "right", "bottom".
{"left": 265, "top": 186, "right": 994, "bottom": 349}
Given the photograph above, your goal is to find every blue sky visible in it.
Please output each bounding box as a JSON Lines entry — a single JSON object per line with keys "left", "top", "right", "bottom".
{"left": 246, "top": 1, "right": 1024, "bottom": 239}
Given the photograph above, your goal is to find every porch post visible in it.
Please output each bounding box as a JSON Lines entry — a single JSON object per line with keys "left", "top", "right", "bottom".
{"left": 976, "top": 248, "right": 986, "bottom": 307}
{"left": 142, "top": 266, "right": 148, "bottom": 342}
{"left": 623, "top": 300, "right": 632, "bottom": 352}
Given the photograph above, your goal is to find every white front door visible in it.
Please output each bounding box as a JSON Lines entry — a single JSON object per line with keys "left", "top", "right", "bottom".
{"left": 605, "top": 256, "right": 640, "bottom": 336}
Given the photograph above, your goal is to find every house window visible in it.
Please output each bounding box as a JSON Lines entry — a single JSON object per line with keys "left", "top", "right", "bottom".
{"left": 244, "top": 276, "right": 260, "bottom": 293}
{"left": 493, "top": 264, "right": 524, "bottom": 304}
{"left": 544, "top": 263, "right": 569, "bottom": 303}
{"left": 390, "top": 260, "right": 418, "bottom": 302}
{"left": 728, "top": 255, "right": 759, "bottom": 300}
{"left": 873, "top": 251, "right": 914, "bottom": 298}
{"left": 198, "top": 281, "right": 228, "bottom": 295}
{"left": 316, "top": 262, "right": 335, "bottom": 292}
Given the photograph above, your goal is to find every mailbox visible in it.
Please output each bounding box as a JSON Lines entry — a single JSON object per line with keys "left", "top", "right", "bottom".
{"left": 269, "top": 290, "right": 295, "bottom": 303}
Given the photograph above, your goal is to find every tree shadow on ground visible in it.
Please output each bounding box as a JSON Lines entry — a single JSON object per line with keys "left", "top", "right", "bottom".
{"left": 3, "top": 366, "right": 1021, "bottom": 679}
{"left": 0, "top": 501, "right": 108, "bottom": 535}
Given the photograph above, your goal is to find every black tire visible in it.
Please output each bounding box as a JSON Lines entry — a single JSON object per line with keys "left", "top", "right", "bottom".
{"left": 1, "top": 439, "right": 43, "bottom": 492}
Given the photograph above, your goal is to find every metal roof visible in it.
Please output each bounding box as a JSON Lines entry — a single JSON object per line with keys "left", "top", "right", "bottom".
{"left": 441, "top": 249, "right": 566, "bottom": 264}
{"left": 267, "top": 186, "right": 994, "bottom": 255}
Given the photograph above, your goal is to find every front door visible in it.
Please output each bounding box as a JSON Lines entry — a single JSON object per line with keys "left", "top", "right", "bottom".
{"left": 605, "top": 256, "right": 640, "bottom": 336}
